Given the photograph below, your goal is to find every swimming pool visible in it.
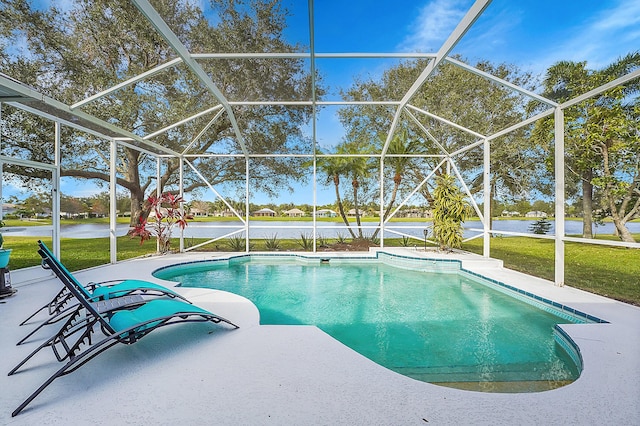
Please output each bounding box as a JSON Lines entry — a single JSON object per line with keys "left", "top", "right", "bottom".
{"left": 154, "top": 254, "right": 598, "bottom": 392}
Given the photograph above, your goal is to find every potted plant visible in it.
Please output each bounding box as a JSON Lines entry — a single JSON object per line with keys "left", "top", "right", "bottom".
{"left": 0, "top": 220, "right": 11, "bottom": 268}
{"left": 130, "top": 193, "right": 188, "bottom": 254}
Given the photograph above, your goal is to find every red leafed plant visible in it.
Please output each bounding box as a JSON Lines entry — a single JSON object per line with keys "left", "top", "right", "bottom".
{"left": 130, "top": 193, "right": 188, "bottom": 253}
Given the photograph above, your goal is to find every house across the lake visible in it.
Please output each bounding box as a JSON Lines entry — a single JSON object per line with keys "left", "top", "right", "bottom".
{"left": 253, "top": 208, "right": 277, "bottom": 217}
{"left": 315, "top": 209, "right": 337, "bottom": 218}
{"left": 283, "top": 208, "right": 305, "bottom": 217}
{"left": 525, "top": 211, "right": 547, "bottom": 218}
{"left": 347, "top": 209, "right": 366, "bottom": 217}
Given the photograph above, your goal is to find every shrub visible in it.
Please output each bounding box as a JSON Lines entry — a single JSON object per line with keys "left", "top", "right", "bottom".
{"left": 430, "top": 174, "right": 472, "bottom": 251}
{"left": 528, "top": 218, "right": 552, "bottom": 235}
{"left": 364, "top": 233, "right": 380, "bottom": 245}
{"left": 226, "top": 235, "right": 247, "bottom": 251}
{"left": 130, "top": 193, "right": 188, "bottom": 253}
{"left": 296, "top": 233, "right": 313, "bottom": 250}
{"left": 317, "top": 234, "right": 329, "bottom": 248}
{"left": 264, "top": 234, "right": 281, "bottom": 250}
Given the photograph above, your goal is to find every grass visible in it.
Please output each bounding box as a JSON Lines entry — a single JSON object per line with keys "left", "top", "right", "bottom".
{"left": 462, "top": 235, "right": 640, "bottom": 306}
{"left": 4, "top": 236, "right": 157, "bottom": 271}
{"left": 4, "top": 233, "right": 638, "bottom": 306}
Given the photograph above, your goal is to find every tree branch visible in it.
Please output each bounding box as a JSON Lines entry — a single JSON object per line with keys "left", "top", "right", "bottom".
{"left": 60, "top": 169, "right": 135, "bottom": 192}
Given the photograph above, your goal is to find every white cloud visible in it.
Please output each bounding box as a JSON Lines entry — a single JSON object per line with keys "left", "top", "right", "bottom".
{"left": 591, "top": 0, "right": 640, "bottom": 31}
{"left": 398, "top": 0, "right": 470, "bottom": 52}
{"left": 539, "top": 0, "right": 640, "bottom": 69}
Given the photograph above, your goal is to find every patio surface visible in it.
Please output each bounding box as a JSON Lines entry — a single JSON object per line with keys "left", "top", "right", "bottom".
{"left": 1, "top": 248, "right": 638, "bottom": 425}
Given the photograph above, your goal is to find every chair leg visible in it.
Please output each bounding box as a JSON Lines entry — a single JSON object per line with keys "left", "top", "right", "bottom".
{"left": 9, "top": 308, "right": 89, "bottom": 375}
{"left": 16, "top": 304, "right": 80, "bottom": 345}
{"left": 12, "top": 335, "right": 121, "bottom": 417}
{"left": 19, "top": 288, "right": 71, "bottom": 326}
{"left": 18, "top": 304, "right": 49, "bottom": 326}
{"left": 9, "top": 333, "right": 61, "bottom": 376}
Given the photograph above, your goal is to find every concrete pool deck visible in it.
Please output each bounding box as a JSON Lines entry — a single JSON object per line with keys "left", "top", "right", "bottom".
{"left": 1, "top": 248, "right": 638, "bottom": 425}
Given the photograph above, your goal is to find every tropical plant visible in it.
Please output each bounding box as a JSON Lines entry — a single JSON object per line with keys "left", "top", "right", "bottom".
{"left": 317, "top": 234, "right": 329, "bottom": 248}
{"left": 364, "top": 233, "right": 380, "bottom": 245}
{"left": 430, "top": 174, "right": 472, "bottom": 251}
{"left": 528, "top": 218, "right": 552, "bottom": 235}
{"left": 296, "top": 233, "right": 313, "bottom": 251}
{"left": 264, "top": 234, "right": 281, "bottom": 251}
{"left": 130, "top": 193, "right": 188, "bottom": 254}
{"left": 315, "top": 154, "right": 356, "bottom": 238}
{"left": 339, "top": 56, "right": 538, "bottom": 218}
{"left": 226, "top": 235, "right": 247, "bottom": 252}
{"left": 338, "top": 142, "right": 375, "bottom": 239}
{"left": 371, "top": 129, "right": 423, "bottom": 239}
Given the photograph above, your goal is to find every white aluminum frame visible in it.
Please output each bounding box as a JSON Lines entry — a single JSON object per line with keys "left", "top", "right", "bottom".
{"left": 0, "top": 0, "right": 638, "bottom": 287}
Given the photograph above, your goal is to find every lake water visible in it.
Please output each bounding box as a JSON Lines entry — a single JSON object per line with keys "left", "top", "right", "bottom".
{"left": 4, "top": 219, "right": 639, "bottom": 240}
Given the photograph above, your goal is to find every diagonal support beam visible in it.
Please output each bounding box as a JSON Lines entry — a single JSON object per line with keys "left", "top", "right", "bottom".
{"left": 144, "top": 105, "right": 223, "bottom": 140}
{"left": 131, "top": 0, "right": 249, "bottom": 157}
{"left": 70, "top": 58, "right": 183, "bottom": 110}
{"left": 406, "top": 109, "right": 450, "bottom": 156}
{"left": 406, "top": 104, "right": 486, "bottom": 139}
{"left": 381, "top": 0, "right": 491, "bottom": 155}
{"left": 0, "top": 75, "right": 179, "bottom": 156}
{"left": 444, "top": 56, "right": 558, "bottom": 107}
{"left": 182, "top": 109, "right": 226, "bottom": 155}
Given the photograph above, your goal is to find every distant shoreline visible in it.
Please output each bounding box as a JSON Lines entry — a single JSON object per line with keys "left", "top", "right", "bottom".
{"left": 3, "top": 215, "right": 638, "bottom": 227}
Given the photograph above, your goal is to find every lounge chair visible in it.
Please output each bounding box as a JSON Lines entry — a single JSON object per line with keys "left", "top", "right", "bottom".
{"left": 9, "top": 246, "right": 238, "bottom": 417}
{"left": 17, "top": 241, "right": 190, "bottom": 345}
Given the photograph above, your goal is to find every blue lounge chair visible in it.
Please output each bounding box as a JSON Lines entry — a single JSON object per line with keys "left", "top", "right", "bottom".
{"left": 9, "top": 246, "right": 238, "bottom": 417}
{"left": 17, "top": 241, "right": 190, "bottom": 345}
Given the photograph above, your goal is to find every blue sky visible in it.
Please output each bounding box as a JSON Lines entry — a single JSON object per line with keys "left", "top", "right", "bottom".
{"left": 290, "top": 0, "right": 639, "bottom": 92}
{"left": 261, "top": 0, "right": 640, "bottom": 204}
{"left": 8, "top": 0, "right": 640, "bottom": 206}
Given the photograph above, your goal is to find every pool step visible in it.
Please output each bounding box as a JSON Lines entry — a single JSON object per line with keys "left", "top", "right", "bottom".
{"left": 392, "top": 360, "right": 577, "bottom": 385}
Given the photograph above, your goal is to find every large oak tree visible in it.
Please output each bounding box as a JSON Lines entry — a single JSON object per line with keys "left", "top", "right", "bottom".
{"left": 0, "top": 0, "right": 316, "bottom": 224}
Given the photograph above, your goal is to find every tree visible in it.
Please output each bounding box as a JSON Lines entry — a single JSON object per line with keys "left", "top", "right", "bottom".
{"left": 90, "top": 198, "right": 109, "bottom": 217}
{"left": 16, "top": 194, "right": 51, "bottom": 218}
{"left": 0, "top": 0, "right": 316, "bottom": 225}
{"left": 60, "top": 195, "right": 86, "bottom": 218}
{"left": 531, "top": 200, "right": 553, "bottom": 215}
{"left": 588, "top": 98, "right": 640, "bottom": 242}
{"left": 315, "top": 154, "right": 356, "bottom": 238}
{"left": 533, "top": 54, "right": 640, "bottom": 241}
{"left": 528, "top": 218, "right": 552, "bottom": 235}
{"left": 339, "top": 142, "right": 375, "bottom": 239}
{"left": 371, "top": 129, "right": 423, "bottom": 239}
{"left": 338, "top": 57, "right": 539, "bottom": 224}
{"left": 430, "top": 174, "right": 472, "bottom": 251}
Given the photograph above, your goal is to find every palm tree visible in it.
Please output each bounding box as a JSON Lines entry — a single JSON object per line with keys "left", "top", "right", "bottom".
{"left": 372, "top": 130, "right": 422, "bottom": 239}
{"left": 339, "top": 143, "right": 374, "bottom": 239}
{"left": 316, "top": 154, "right": 357, "bottom": 238}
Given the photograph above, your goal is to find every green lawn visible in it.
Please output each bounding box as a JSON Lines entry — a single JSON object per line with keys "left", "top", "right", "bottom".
{"left": 462, "top": 236, "right": 640, "bottom": 306}
{"left": 3, "top": 233, "right": 638, "bottom": 306}
{"left": 4, "top": 237, "right": 157, "bottom": 271}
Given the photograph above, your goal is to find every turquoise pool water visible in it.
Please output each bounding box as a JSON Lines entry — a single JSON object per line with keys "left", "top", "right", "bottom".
{"left": 155, "top": 256, "right": 585, "bottom": 391}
